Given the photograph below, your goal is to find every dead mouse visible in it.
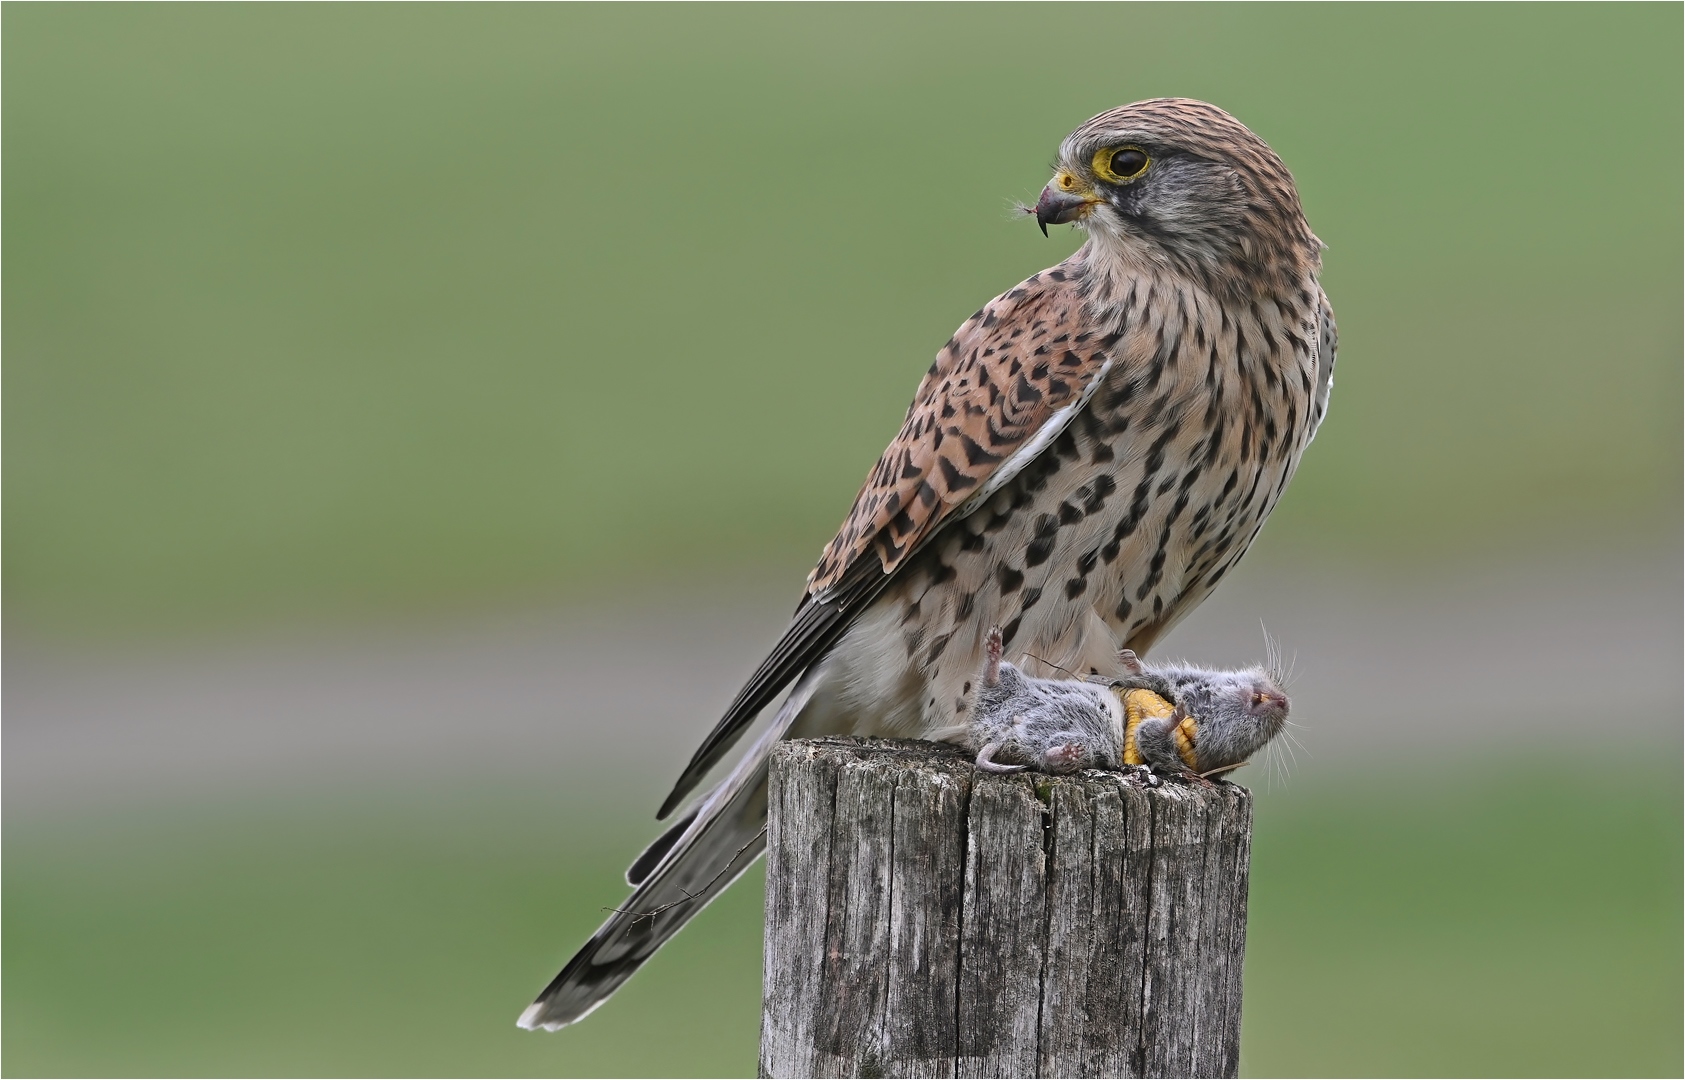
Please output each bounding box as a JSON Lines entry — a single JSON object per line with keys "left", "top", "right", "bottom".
{"left": 967, "top": 627, "right": 1290, "bottom": 780}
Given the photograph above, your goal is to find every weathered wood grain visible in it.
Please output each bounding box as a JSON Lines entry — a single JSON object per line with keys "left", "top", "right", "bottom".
{"left": 761, "top": 739, "right": 841, "bottom": 1079}
{"left": 884, "top": 756, "right": 970, "bottom": 1076}
{"left": 761, "top": 738, "right": 1251, "bottom": 1079}
{"left": 956, "top": 771, "right": 1047, "bottom": 1078}
{"left": 1037, "top": 775, "right": 1155, "bottom": 1078}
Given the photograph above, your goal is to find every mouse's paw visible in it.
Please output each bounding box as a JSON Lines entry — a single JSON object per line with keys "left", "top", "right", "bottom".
{"left": 1041, "top": 741, "right": 1092, "bottom": 774}
{"left": 981, "top": 626, "right": 1004, "bottom": 688}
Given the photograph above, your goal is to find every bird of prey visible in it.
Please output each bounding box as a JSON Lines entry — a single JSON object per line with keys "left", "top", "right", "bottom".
{"left": 519, "top": 98, "right": 1335, "bottom": 1030}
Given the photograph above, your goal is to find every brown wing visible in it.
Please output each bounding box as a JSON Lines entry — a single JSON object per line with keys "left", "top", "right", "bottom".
{"left": 659, "top": 253, "right": 1120, "bottom": 818}
{"left": 808, "top": 257, "right": 1119, "bottom": 594}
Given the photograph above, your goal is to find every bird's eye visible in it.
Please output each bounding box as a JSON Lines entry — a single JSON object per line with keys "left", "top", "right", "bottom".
{"left": 1094, "top": 146, "right": 1150, "bottom": 183}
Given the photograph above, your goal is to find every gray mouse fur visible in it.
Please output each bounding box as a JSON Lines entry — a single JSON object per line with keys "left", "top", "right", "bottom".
{"left": 1119, "top": 650, "right": 1291, "bottom": 778}
{"left": 968, "top": 626, "right": 1125, "bottom": 774}
{"left": 967, "top": 626, "right": 1290, "bottom": 779}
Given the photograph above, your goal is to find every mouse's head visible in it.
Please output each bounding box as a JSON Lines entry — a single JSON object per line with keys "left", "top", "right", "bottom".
{"left": 1239, "top": 670, "right": 1289, "bottom": 727}
{"left": 1177, "top": 667, "right": 1290, "bottom": 774}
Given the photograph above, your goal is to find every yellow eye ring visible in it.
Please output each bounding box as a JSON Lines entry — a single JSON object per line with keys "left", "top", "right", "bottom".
{"left": 1093, "top": 145, "right": 1150, "bottom": 184}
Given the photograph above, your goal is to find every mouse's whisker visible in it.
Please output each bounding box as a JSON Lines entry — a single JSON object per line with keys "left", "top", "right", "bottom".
{"left": 1267, "top": 738, "right": 1294, "bottom": 786}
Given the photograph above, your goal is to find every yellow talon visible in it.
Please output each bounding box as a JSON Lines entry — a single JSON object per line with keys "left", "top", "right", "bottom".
{"left": 1173, "top": 714, "right": 1199, "bottom": 770}
{"left": 1116, "top": 686, "right": 1200, "bottom": 770}
{"left": 1119, "top": 687, "right": 1174, "bottom": 766}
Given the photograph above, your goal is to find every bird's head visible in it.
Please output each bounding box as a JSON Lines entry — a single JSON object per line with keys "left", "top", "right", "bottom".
{"left": 1033, "top": 99, "right": 1320, "bottom": 293}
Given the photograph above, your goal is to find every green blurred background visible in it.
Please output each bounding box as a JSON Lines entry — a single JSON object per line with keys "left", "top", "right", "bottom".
{"left": 5, "top": 5, "right": 1680, "bottom": 1077}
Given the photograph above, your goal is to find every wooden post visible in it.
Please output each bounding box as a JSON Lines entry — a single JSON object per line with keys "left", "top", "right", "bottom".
{"left": 760, "top": 737, "right": 1253, "bottom": 1079}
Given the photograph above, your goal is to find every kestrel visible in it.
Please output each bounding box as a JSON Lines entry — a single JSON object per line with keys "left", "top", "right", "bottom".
{"left": 520, "top": 98, "right": 1335, "bottom": 1030}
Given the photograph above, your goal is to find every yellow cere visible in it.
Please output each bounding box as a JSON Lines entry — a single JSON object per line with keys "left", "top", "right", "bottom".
{"left": 1055, "top": 170, "right": 1088, "bottom": 194}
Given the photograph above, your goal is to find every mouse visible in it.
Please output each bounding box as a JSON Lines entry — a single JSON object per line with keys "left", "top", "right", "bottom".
{"left": 966, "top": 627, "right": 1291, "bottom": 780}
{"left": 968, "top": 626, "right": 1125, "bottom": 774}
{"left": 1113, "top": 649, "right": 1291, "bottom": 779}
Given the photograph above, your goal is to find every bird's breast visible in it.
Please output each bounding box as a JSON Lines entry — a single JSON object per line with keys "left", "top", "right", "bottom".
{"left": 824, "top": 273, "right": 1319, "bottom": 742}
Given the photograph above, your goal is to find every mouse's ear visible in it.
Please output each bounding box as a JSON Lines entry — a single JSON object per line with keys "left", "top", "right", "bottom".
{"left": 983, "top": 626, "right": 1004, "bottom": 686}
{"left": 1117, "top": 648, "right": 1145, "bottom": 675}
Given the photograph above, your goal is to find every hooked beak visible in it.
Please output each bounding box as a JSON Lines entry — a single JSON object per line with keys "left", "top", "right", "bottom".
{"left": 1034, "top": 174, "right": 1101, "bottom": 236}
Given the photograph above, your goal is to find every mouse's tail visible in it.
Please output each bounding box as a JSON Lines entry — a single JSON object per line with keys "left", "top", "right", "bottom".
{"left": 515, "top": 667, "right": 822, "bottom": 1031}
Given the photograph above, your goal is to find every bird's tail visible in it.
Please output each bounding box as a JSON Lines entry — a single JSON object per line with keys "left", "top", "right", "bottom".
{"left": 516, "top": 668, "right": 822, "bottom": 1030}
